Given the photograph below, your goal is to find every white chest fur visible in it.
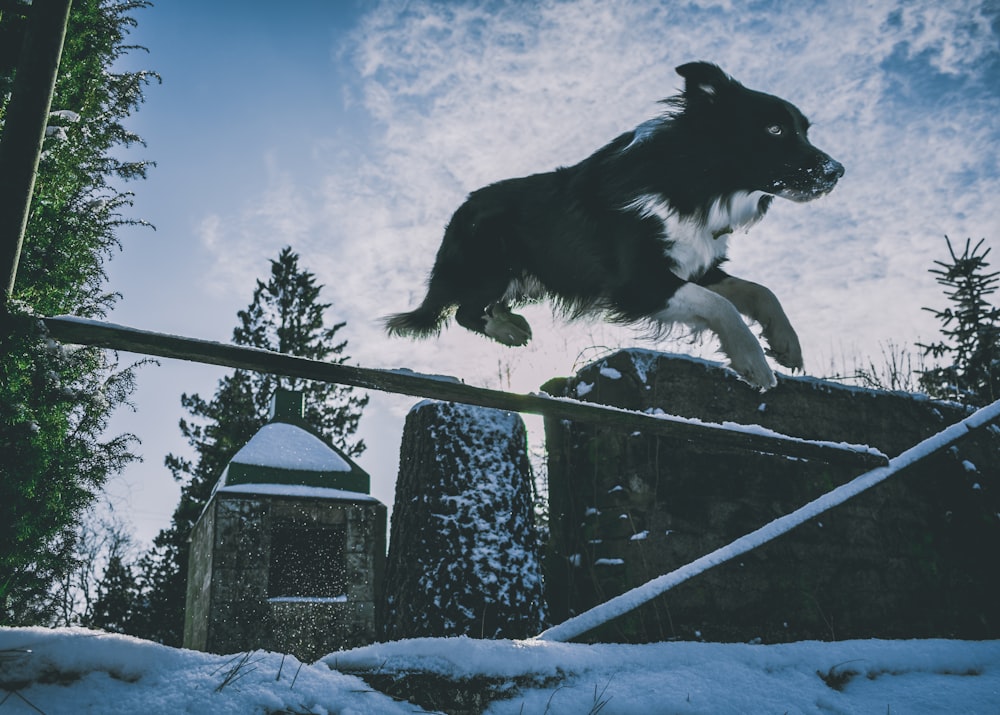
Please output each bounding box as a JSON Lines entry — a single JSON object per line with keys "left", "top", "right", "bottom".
{"left": 623, "top": 191, "right": 767, "bottom": 281}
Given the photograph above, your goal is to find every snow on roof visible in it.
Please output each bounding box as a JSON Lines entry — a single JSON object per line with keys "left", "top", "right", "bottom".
{"left": 229, "top": 422, "right": 351, "bottom": 472}
{"left": 217, "top": 482, "right": 377, "bottom": 501}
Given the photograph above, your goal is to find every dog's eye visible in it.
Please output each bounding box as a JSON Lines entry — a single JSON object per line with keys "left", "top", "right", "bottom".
{"left": 766, "top": 124, "right": 784, "bottom": 137}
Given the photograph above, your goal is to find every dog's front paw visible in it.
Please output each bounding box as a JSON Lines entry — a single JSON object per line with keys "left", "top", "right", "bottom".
{"left": 484, "top": 304, "right": 532, "bottom": 346}
{"left": 723, "top": 331, "right": 777, "bottom": 390}
{"left": 730, "top": 350, "right": 777, "bottom": 391}
{"left": 763, "top": 322, "right": 803, "bottom": 371}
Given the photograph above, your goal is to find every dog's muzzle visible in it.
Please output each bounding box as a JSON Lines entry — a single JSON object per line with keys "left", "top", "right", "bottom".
{"left": 814, "top": 156, "right": 845, "bottom": 191}
{"left": 774, "top": 154, "right": 845, "bottom": 202}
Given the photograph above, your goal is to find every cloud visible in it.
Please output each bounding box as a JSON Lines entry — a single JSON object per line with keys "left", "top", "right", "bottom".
{"left": 200, "top": 0, "right": 1000, "bottom": 395}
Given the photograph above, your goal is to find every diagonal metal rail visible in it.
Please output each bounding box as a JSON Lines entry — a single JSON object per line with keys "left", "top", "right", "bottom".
{"left": 40, "top": 314, "right": 888, "bottom": 468}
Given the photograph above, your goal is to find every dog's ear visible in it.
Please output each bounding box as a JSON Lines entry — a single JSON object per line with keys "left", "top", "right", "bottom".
{"left": 676, "top": 62, "right": 735, "bottom": 103}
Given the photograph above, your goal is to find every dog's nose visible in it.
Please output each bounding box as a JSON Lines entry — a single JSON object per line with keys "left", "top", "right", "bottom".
{"left": 825, "top": 158, "right": 845, "bottom": 181}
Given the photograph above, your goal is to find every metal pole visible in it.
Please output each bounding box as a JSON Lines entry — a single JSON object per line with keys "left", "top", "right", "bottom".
{"left": 0, "top": 0, "right": 73, "bottom": 307}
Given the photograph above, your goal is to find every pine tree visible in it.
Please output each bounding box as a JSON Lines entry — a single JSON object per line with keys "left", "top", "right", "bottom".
{"left": 131, "top": 247, "right": 368, "bottom": 645}
{"left": 85, "top": 553, "right": 138, "bottom": 634}
{"left": 0, "top": 0, "right": 154, "bottom": 624}
{"left": 918, "top": 237, "right": 1000, "bottom": 406}
{"left": 233, "top": 246, "right": 368, "bottom": 457}
{"left": 43, "top": 506, "right": 136, "bottom": 628}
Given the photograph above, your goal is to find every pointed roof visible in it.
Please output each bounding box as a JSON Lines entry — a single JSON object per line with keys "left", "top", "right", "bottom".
{"left": 217, "top": 390, "right": 371, "bottom": 497}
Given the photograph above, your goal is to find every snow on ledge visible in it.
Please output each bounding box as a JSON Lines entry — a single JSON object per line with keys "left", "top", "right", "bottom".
{"left": 218, "top": 483, "right": 377, "bottom": 501}
{"left": 268, "top": 595, "right": 348, "bottom": 604}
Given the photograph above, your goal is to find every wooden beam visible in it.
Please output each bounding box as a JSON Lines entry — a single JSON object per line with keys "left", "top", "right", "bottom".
{"left": 0, "top": 0, "right": 74, "bottom": 304}
{"left": 40, "top": 315, "right": 889, "bottom": 469}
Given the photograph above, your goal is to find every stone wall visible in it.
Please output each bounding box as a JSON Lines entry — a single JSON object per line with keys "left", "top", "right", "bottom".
{"left": 184, "top": 493, "right": 386, "bottom": 660}
{"left": 543, "top": 350, "right": 1000, "bottom": 643}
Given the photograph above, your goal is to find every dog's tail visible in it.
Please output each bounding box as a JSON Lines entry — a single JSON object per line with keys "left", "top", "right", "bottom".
{"left": 384, "top": 303, "right": 449, "bottom": 338}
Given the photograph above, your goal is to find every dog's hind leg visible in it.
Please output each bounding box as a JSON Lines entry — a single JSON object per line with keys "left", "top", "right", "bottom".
{"left": 484, "top": 302, "right": 532, "bottom": 346}
{"left": 455, "top": 299, "right": 532, "bottom": 347}
{"left": 656, "top": 283, "right": 776, "bottom": 390}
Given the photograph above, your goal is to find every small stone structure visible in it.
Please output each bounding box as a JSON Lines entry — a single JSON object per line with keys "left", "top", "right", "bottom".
{"left": 544, "top": 350, "right": 1000, "bottom": 643}
{"left": 381, "top": 401, "right": 546, "bottom": 640}
{"left": 183, "top": 390, "right": 386, "bottom": 660}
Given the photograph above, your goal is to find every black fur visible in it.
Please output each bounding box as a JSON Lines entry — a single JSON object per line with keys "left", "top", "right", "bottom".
{"left": 385, "top": 62, "right": 843, "bottom": 382}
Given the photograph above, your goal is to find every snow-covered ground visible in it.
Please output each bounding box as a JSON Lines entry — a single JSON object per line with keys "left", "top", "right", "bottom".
{"left": 2, "top": 627, "right": 998, "bottom": 714}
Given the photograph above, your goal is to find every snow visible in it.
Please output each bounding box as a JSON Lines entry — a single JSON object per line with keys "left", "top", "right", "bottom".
{"left": 594, "top": 558, "right": 625, "bottom": 566}
{"left": 0, "top": 627, "right": 414, "bottom": 715}
{"left": 216, "top": 482, "right": 377, "bottom": 501}
{"left": 5, "top": 627, "right": 998, "bottom": 714}
{"left": 640, "top": 407, "right": 887, "bottom": 460}
{"left": 49, "top": 109, "right": 81, "bottom": 122}
{"left": 542, "top": 368, "right": 886, "bottom": 461}
{"left": 388, "top": 367, "right": 463, "bottom": 383}
{"left": 229, "top": 422, "right": 351, "bottom": 472}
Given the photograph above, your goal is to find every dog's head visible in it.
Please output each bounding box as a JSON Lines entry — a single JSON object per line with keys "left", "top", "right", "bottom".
{"left": 674, "top": 62, "right": 844, "bottom": 202}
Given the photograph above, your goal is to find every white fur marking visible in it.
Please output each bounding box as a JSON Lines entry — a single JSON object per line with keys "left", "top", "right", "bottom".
{"left": 655, "top": 282, "right": 734, "bottom": 333}
{"left": 621, "top": 117, "right": 667, "bottom": 153}
{"left": 655, "top": 283, "right": 776, "bottom": 389}
{"left": 503, "top": 274, "right": 547, "bottom": 303}
{"left": 623, "top": 191, "right": 768, "bottom": 280}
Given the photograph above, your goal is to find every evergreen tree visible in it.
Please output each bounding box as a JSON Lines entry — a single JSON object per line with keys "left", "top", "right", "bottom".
{"left": 233, "top": 246, "right": 368, "bottom": 457}
{"left": 918, "top": 237, "right": 1000, "bottom": 406}
{"left": 44, "top": 505, "right": 136, "bottom": 627}
{"left": 85, "top": 553, "right": 138, "bottom": 634}
{"left": 131, "top": 247, "right": 368, "bottom": 645}
{"left": 0, "top": 0, "right": 154, "bottom": 624}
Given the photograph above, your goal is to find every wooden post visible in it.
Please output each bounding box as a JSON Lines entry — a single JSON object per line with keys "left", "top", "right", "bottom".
{"left": 40, "top": 315, "right": 890, "bottom": 468}
{"left": 0, "top": 0, "right": 73, "bottom": 306}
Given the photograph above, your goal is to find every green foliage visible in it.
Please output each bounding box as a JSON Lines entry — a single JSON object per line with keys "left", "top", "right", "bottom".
{"left": 233, "top": 246, "right": 368, "bottom": 458}
{"left": 0, "top": 0, "right": 153, "bottom": 623}
{"left": 0, "top": 313, "right": 141, "bottom": 623}
{"left": 918, "top": 237, "right": 1000, "bottom": 405}
{"left": 85, "top": 552, "right": 139, "bottom": 633}
{"left": 131, "top": 247, "right": 369, "bottom": 646}
{"left": 5, "top": 0, "right": 157, "bottom": 317}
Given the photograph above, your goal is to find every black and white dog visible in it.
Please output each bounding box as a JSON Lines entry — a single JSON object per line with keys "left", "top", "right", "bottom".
{"left": 385, "top": 62, "right": 843, "bottom": 390}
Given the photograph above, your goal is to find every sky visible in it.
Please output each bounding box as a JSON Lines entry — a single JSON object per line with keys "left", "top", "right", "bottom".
{"left": 96, "top": 0, "right": 1000, "bottom": 548}
{"left": 3, "top": 626, "right": 1000, "bottom": 713}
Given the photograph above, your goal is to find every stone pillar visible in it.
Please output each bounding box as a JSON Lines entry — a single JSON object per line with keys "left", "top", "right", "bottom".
{"left": 381, "top": 401, "right": 546, "bottom": 640}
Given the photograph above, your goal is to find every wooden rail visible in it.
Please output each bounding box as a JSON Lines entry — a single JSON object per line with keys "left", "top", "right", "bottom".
{"left": 0, "top": 0, "right": 73, "bottom": 302}
{"left": 41, "top": 315, "right": 889, "bottom": 469}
